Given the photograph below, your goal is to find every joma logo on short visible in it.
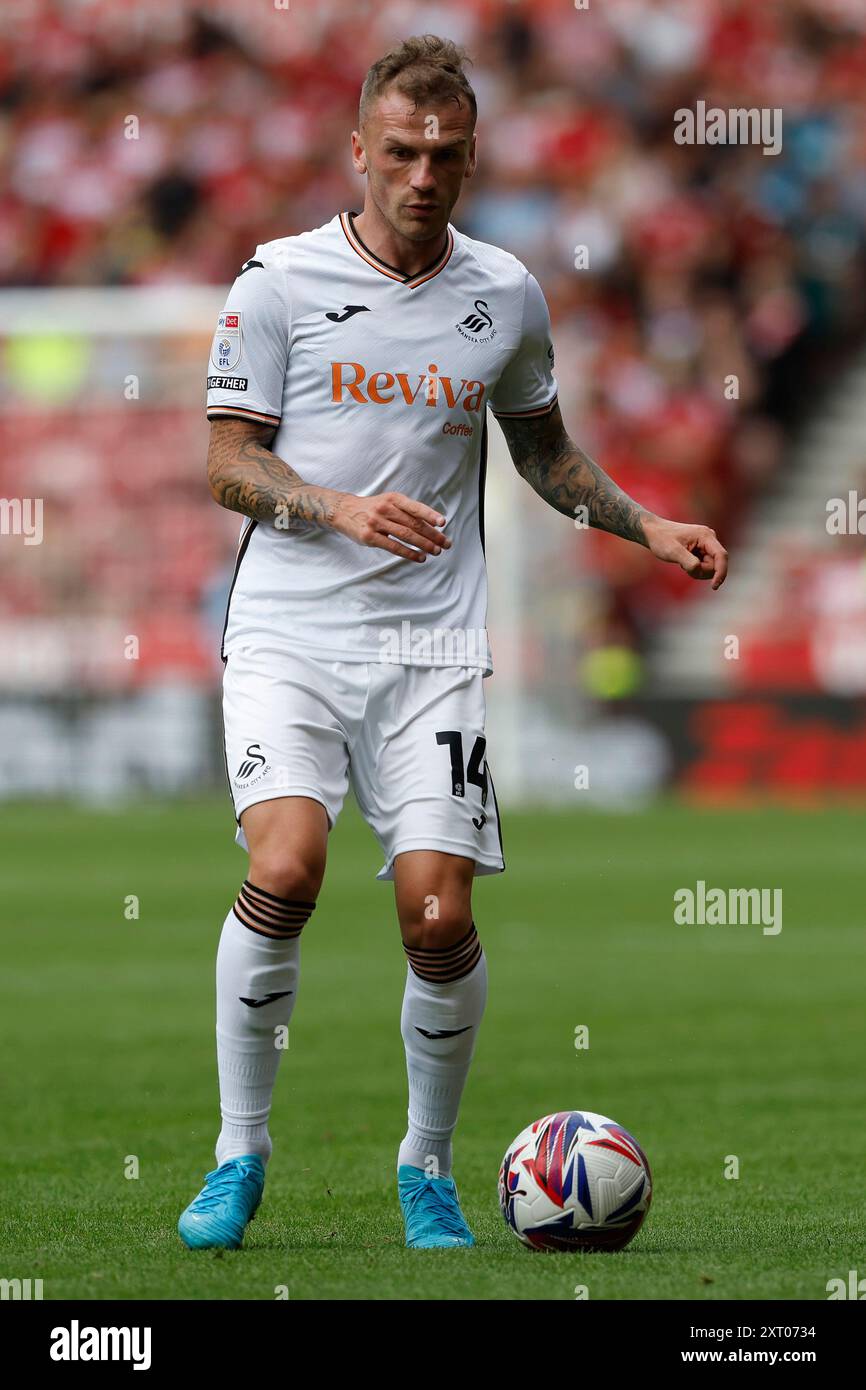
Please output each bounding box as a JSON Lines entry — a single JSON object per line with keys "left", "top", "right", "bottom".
{"left": 331, "top": 362, "right": 485, "bottom": 412}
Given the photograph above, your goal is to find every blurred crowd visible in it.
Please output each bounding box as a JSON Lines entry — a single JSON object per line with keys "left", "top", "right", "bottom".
{"left": 2, "top": 0, "right": 866, "bottom": 690}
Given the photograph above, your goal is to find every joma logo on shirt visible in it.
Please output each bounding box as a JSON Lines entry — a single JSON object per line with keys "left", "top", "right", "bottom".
{"left": 331, "top": 361, "right": 486, "bottom": 412}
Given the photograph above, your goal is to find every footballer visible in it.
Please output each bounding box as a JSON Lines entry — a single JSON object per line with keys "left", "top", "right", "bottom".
{"left": 178, "top": 34, "right": 727, "bottom": 1251}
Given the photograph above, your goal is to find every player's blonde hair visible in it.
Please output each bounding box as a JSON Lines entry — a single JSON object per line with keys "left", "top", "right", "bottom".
{"left": 359, "top": 34, "right": 477, "bottom": 129}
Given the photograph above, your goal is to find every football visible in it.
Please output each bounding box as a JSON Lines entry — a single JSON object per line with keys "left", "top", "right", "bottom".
{"left": 498, "top": 1109, "right": 652, "bottom": 1252}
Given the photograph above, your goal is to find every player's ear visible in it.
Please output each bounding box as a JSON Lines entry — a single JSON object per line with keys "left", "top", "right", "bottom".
{"left": 464, "top": 132, "right": 477, "bottom": 181}
{"left": 351, "top": 130, "right": 367, "bottom": 175}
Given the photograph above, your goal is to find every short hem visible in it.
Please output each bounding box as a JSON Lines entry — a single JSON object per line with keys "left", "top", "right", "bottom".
{"left": 374, "top": 836, "right": 505, "bottom": 881}
{"left": 232, "top": 786, "right": 337, "bottom": 838}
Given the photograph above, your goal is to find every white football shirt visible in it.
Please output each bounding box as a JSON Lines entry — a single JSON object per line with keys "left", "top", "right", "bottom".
{"left": 206, "top": 211, "right": 558, "bottom": 676}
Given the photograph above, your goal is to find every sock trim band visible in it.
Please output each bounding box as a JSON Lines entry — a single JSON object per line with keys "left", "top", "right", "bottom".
{"left": 241, "top": 879, "right": 316, "bottom": 909}
{"left": 404, "top": 922, "right": 482, "bottom": 983}
{"left": 233, "top": 880, "right": 316, "bottom": 938}
{"left": 404, "top": 922, "right": 477, "bottom": 958}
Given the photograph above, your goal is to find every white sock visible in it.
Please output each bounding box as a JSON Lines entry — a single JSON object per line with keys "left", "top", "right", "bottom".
{"left": 214, "top": 881, "right": 313, "bottom": 1167}
{"left": 398, "top": 927, "right": 488, "bottom": 1179}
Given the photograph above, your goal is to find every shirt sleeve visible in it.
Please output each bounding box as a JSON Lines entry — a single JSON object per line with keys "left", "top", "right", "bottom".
{"left": 488, "top": 270, "right": 558, "bottom": 419}
{"left": 206, "top": 251, "right": 290, "bottom": 427}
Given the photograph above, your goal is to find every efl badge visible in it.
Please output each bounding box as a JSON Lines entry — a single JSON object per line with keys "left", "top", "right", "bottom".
{"left": 211, "top": 311, "right": 242, "bottom": 371}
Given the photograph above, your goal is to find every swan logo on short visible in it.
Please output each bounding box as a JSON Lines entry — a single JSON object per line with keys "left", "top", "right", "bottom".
{"left": 236, "top": 743, "right": 268, "bottom": 784}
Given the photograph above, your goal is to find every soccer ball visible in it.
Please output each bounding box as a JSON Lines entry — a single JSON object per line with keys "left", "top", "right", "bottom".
{"left": 498, "top": 1109, "right": 652, "bottom": 1252}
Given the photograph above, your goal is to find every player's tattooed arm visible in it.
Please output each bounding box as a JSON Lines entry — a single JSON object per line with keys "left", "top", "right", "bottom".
{"left": 206, "top": 417, "right": 451, "bottom": 561}
{"left": 499, "top": 403, "right": 650, "bottom": 541}
{"left": 499, "top": 402, "right": 728, "bottom": 588}
{"left": 207, "top": 417, "right": 340, "bottom": 526}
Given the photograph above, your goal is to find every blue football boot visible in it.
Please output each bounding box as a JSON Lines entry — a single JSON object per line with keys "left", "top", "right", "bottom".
{"left": 178, "top": 1154, "right": 265, "bottom": 1250}
{"left": 398, "top": 1164, "right": 476, "bottom": 1249}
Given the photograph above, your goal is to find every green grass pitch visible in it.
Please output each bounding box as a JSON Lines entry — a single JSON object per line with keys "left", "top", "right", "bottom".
{"left": 1, "top": 796, "right": 863, "bottom": 1300}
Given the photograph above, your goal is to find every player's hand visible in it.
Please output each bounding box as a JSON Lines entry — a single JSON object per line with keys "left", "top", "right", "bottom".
{"left": 330, "top": 491, "right": 452, "bottom": 562}
{"left": 642, "top": 518, "right": 728, "bottom": 589}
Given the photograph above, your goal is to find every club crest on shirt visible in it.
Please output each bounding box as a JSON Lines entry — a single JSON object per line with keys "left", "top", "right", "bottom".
{"left": 211, "top": 311, "right": 242, "bottom": 370}
{"left": 456, "top": 298, "right": 496, "bottom": 344}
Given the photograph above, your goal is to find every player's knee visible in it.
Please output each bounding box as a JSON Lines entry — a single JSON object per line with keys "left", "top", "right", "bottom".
{"left": 240, "top": 797, "right": 329, "bottom": 902}
{"left": 399, "top": 900, "right": 472, "bottom": 952}
{"left": 247, "top": 851, "right": 324, "bottom": 904}
{"left": 403, "top": 920, "right": 482, "bottom": 983}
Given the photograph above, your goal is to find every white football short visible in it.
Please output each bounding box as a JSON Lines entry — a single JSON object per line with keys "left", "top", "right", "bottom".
{"left": 222, "top": 645, "right": 505, "bottom": 881}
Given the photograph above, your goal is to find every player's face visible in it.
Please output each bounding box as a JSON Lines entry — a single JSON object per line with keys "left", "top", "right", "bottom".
{"left": 352, "top": 93, "right": 476, "bottom": 243}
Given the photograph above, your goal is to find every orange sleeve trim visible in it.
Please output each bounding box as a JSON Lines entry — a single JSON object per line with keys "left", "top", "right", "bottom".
{"left": 206, "top": 406, "right": 281, "bottom": 426}
{"left": 492, "top": 394, "right": 558, "bottom": 420}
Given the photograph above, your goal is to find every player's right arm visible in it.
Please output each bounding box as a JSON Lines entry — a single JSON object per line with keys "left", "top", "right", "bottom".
{"left": 206, "top": 417, "right": 449, "bottom": 561}
{"left": 205, "top": 253, "right": 450, "bottom": 562}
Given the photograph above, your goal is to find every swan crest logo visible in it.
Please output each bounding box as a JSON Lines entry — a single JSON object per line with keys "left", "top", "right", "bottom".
{"left": 456, "top": 299, "right": 496, "bottom": 343}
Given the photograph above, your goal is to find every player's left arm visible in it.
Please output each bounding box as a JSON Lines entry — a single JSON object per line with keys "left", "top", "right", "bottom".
{"left": 499, "top": 402, "right": 728, "bottom": 589}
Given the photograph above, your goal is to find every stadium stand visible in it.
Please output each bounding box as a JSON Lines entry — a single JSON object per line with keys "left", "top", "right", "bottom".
{"left": 2, "top": 0, "right": 865, "bottom": 708}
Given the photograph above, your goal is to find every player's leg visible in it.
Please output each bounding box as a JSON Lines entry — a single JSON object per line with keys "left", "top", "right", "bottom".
{"left": 352, "top": 662, "right": 501, "bottom": 1248}
{"left": 179, "top": 648, "right": 355, "bottom": 1251}
{"left": 391, "top": 850, "right": 487, "bottom": 1248}
{"left": 393, "top": 848, "right": 486, "bottom": 1182}
{"left": 214, "top": 795, "right": 328, "bottom": 1171}
{"left": 178, "top": 795, "right": 329, "bottom": 1251}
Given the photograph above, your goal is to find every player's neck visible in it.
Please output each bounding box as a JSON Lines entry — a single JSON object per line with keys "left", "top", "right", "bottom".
{"left": 351, "top": 206, "right": 448, "bottom": 278}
